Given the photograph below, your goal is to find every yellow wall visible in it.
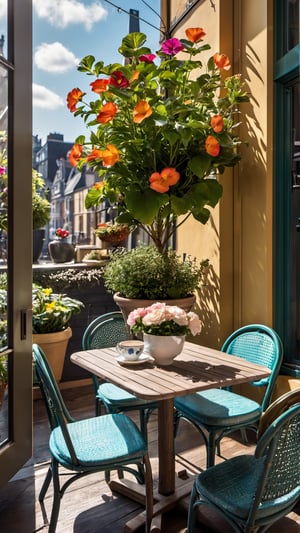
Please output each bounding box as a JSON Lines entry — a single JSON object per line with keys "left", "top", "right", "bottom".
{"left": 167, "top": 0, "right": 274, "bottom": 348}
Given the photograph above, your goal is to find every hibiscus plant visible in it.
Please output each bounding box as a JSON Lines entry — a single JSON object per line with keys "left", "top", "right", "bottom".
{"left": 67, "top": 28, "right": 249, "bottom": 252}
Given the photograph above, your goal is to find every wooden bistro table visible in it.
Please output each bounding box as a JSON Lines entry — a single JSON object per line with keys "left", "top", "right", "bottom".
{"left": 71, "top": 341, "right": 271, "bottom": 532}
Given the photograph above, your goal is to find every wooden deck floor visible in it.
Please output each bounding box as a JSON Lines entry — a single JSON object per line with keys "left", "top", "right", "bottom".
{"left": 0, "top": 384, "right": 300, "bottom": 532}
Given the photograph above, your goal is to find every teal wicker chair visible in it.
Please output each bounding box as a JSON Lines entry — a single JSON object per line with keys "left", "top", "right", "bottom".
{"left": 174, "top": 324, "right": 283, "bottom": 468}
{"left": 82, "top": 312, "right": 157, "bottom": 441}
{"left": 187, "top": 388, "right": 300, "bottom": 532}
{"left": 33, "top": 343, "right": 153, "bottom": 533}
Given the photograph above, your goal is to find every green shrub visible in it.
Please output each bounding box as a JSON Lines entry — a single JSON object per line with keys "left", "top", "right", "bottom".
{"left": 104, "top": 244, "right": 208, "bottom": 299}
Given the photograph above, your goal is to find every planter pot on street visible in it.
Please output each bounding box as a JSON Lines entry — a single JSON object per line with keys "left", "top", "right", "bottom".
{"left": 48, "top": 240, "right": 75, "bottom": 263}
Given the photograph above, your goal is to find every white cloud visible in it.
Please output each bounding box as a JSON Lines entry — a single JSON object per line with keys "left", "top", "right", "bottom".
{"left": 33, "top": 83, "right": 64, "bottom": 109}
{"left": 33, "top": 0, "right": 107, "bottom": 31}
{"left": 0, "top": 0, "right": 7, "bottom": 20}
{"left": 34, "top": 42, "right": 79, "bottom": 73}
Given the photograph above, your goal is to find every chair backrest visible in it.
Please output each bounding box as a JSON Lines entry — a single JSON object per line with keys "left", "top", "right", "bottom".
{"left": 257, "top": 387, "right": 300, "bottom": 438}
{"left": 32, "top": 343, "right": 79, "bottom": 465}
{"left": 249, "top": 394, "right": 300, "bottom": 524}
{"left": 221, "top": 324, "right": 283, "bottom": 410}
{"left": 82, "top": 311, "right": 128, "bottom": 350}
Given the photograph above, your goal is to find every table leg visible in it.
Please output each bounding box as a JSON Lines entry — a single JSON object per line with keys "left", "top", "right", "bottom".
{"left": 158, "top": 398, "right": 175, "bottom": 495}
{"left": 110, "top": 397, "right": 193, "bottom": 532}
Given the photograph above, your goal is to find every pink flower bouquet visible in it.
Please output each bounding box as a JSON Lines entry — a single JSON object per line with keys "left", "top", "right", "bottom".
{"left": 127, "top": 302, "right": 201, "bottom": 337}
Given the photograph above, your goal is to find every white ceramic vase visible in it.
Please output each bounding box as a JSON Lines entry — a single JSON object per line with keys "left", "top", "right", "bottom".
{"left": 143, "top": 333, "right": 185, "bottom": 366}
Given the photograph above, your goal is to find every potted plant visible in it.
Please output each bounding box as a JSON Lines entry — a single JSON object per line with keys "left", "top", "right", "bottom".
{"left": 0, "top": 279, "right": 85, "bottom": 384}
{"left": 48, "top": 227, "right": 75, "bottom": 263}
{"left": 32, "top": 285, "right": 84, "bottom": 381}
{"left": 103, "top": 244, "right": 208, "bottom": 321}
{"left": 127, "top": 301, "right": 202, "bottom": 365}
{"left": 67, "top": 28, "right": 248, "bottom": 253}
{"left": 95, "top": 222, "right": 129, "bottom": 245}
{"left": 32, "top": 170, "right": 51, "bottom": 262}
{"left": 66, "top": 28, "right": 248, "bottom": 319}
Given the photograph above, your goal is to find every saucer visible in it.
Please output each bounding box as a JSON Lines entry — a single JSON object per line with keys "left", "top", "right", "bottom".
{"left": 116, "top": 354, "right": 153, "bottom": 366}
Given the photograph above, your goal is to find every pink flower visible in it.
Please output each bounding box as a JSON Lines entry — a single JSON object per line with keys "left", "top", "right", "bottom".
{"left": 160, "top": 38, "right": 184, "bottom": 56}
{"left": 127, "top": 302, "right": 201, "bottom": 336}
{"left": 127, "top": 307, "right": 147, "bottom": 327}
{"left": 0, "top": 167, "right": 6, "bottom": 175}
{"left": 187, "top": 312, "right": 202, "bottom": 335}
{"left": 139, "top": 54, "right": 156, "bottom": 63}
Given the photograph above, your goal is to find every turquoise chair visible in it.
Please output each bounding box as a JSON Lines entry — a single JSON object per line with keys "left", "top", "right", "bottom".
{"left": 187, "top": 388, "right": 300, "bottom": 532}
{"left": 82, "top": 312, "right": 157, "bottom": 442}
{"left": 33, "top": 343, "right": 153, "bottom": 533}
{"left": 174, "top": 324, "right": 283, "bottom": 468}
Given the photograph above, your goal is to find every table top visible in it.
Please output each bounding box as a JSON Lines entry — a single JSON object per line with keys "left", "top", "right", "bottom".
{"left": 71, "top": 341, "right": 271, "bottom": 401}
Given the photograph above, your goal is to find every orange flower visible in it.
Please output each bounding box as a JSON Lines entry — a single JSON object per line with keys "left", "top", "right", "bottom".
{"left": 94, "top": 181, "right": 105, "bottom": 191}
{"left": 185, "top": 28, "right": 206, "bottom": 43}
{"left": 205, "top": 136, "right": 220, "bottom": 157}
{"left": 130, "top": 70, "right": 140, "bottom": 83}
{"left": 69, "top": 144, "right": 83, "bottom": 166}
{"left": 67, "top": 88, "right": 84, "bottom": 112}
{"left": 149, "top": 168, "right": 180, "bottom": 193}
{"left": 210, "top": 115, "right": 224, "bottom": 133}
{"left": 213, "top": 53, "right": 231, "bottom": 70}
{"left": 133, "top": 101, "right": 152, "bottom": 123}
{"left": 98, "top": 144, "right": 119, "bottom": 167}
{"left": 96, "top": 102, "right": 117, "bottom": 124}
{"left": 90, "top": 79, "right": 109, "bottom": 94}
{"left": 85, "top": 149, "right": 104, "bottom": 163}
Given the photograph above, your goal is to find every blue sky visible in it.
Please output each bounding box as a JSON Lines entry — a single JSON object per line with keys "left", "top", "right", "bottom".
{"left": 0, "top": 0, "right": 161, "bottom": 145}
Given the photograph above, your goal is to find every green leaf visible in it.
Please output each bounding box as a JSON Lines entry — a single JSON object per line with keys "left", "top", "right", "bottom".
{"left": 85, "top": 188, "right": 102, "bottom": 209}
{"left": 189, "top": 154, "right": 212, "bottom": 178}
{"left": 118, "top": 32, "right": 149, "bottom": 57}
{"left": 125, "top": 189, "right": 168, "bottom": 224}
{"left": 77, "top": 55, "right": 95, "bottom": 72}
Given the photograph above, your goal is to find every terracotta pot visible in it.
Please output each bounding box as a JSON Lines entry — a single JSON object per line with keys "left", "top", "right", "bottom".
{"left": 48, "top": 240, "right": 75, "bottom": 263}
{"left": 113, "top": 293, "right": 196, "bottom": 339}
{"left": 114, "top": 293, "right": 196, "bottom": 322}
{"left": 32, "top": 327, "right": 72, "bottom": 381}
{"left": 143, "top": 334, "right": 185, "bottom": 365}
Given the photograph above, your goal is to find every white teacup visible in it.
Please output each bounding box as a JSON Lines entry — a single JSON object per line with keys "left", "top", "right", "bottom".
{"left": 116, "top": 340, "right": 144, "bottom": 361}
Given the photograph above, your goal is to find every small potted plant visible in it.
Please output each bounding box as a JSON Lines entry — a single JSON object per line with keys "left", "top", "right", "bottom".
{"left": 32, "top": 285, "right": 84, "bottom": 381}
{"left": 127, "top": 302, "right": 202, "bottom": 365}
{"left": 103, "top": 244, "right": 209, "bottom": 321}
{"left": 32, "top": 170, "right": 51, "bottom": 263}
{"left": 48, "top": 227, "right": 75, "bottom": 264}
{"left": 95, "top": 222, "right": 129, "bottom": 245}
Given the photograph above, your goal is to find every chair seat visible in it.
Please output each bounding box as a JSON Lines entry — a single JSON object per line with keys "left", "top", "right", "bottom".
{"left": 50, "top": 413, "right": 147, "bottom": 468}
{"left": 196, "top": 455, "right": 263, "bottom": 518}
{"left": 175, "top": 388, "right": 262, "bottom": 427}
{"left": 98, "top": 383, "right": 156, "bottom": 408}
{"left": 195, "top": 454, "right": 300, "bottom": 521}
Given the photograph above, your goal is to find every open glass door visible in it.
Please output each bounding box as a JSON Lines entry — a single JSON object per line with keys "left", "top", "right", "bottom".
{"left": 0, "top": 0, "right": 33, "bottom": 485}
{"left": 274, "top": 0, "right": 300, "bottom": 371}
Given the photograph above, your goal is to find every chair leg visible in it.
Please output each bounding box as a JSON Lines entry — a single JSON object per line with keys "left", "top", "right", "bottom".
{"left": 143, "top": 453, "right": 153, "bottom": 533}
{"left": 48, "top": 460, "right": 62, "bottom": 533}
{"left": 187, "top": 482, "right": 198, "bottom": 533}
{"left": 207, "top": 431, "right": 218, "bottom": 469}
{"left": 95, "top": 397, "right": 102, "bottom": 416}
{"left": 39, "top": 465, "right": 53, "bottom": 502}
{"left": 139, "top": 409, "right": 147, "bottom": 443}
